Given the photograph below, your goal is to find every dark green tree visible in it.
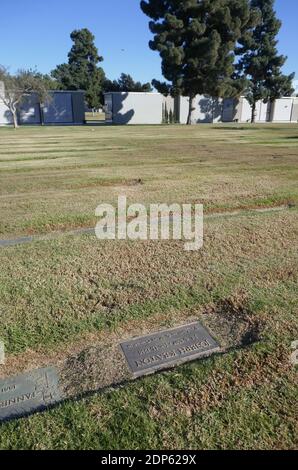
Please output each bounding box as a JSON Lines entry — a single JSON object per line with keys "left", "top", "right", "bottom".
{"left": 141, "top": 0, "right": 259, "bottom": 124}
{"left": 32, "top": 72, "right": 59, "bottom": 90}
{"left": 164, "top": 102, "right": 169, "bottom": 123}
{"left": 237, "top": 0, "right": 294, "bottom": 122}
{"left": 52, "top": 29, "right": 105, "bottom": 109}
{"left": 104, "top": 73, "right": 152, "bottom": 92}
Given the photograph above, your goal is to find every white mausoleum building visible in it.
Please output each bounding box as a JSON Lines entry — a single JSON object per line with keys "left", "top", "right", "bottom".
{"left": 104, "top": 92, "right": 298, "bottom": 125}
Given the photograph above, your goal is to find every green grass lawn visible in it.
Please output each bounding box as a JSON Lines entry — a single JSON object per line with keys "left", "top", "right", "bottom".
{"left": 0, "top": 123, "right": 297, "bottom": 450}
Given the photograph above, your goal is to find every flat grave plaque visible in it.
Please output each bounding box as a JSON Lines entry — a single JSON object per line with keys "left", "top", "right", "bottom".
{"left": 120, "top": 322, "right": 220, "bottom": 376}
{"left": 0, "top": 366, "right": 61, "bottom": 422}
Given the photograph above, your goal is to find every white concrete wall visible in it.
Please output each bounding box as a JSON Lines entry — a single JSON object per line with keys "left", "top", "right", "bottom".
{"left": 291, "top": 98, "right": 298, "bottom": 122}
{"left": 236, "top": 97, "right": 298, "bottom": 123}
{"left": 178, "top": 95, "right": 223, "bottom": 124}
{"left": 235, "top": 98, "right": 271, "bottom": 123}
{"left": 256, "top": 100, "right": 271, "bottom": 122}
{"left": 0, "top": 81, "right": 13, "bottom": 125}
{"left": 239, "top": 98, "right": 252, "bottom": 122}
{"left": 106, "top": 92, "right": 163, "bottom": 125}
{"left": 0, "top": 101, "right": 13, "bottom": 125}
{"left": 271, "top": 98, "right": 294, "bottom": 122}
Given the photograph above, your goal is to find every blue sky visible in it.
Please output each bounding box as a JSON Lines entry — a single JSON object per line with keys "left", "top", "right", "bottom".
{"left": 0, "top": 0, "right": 297, "bottom": 85}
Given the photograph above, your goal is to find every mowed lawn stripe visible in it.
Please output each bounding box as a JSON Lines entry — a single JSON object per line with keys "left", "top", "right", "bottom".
{"left": 0, "top": 209, "right": 297, "bottom": 356}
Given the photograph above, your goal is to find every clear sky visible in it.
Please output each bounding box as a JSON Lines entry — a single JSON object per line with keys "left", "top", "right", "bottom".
{"left": 0, "top": 0, "right": 297, "bottom": 85}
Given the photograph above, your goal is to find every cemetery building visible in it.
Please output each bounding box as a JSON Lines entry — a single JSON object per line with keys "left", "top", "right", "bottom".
{"left": 222, "top": 96, "right": 298, "bottom": 123}
{"left": 104, "top": 91, "right": 298, "bottom": 125}
{"left": 170, "top": 95, "right": 298, "bottom": 124}
{"left": 104, "top": 92, "right": 163, "bottom": 125}
{"left": 0, "top": 83, "right": 85, "bottom": 126}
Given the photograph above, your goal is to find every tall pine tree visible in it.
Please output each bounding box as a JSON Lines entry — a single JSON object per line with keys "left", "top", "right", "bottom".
{"left": 52, "top": 29, "right": 105, "bottom": 109}
{"left": 237, "top": 0, "right": 294, "bottom": 122}
{"left": 140, "top": 0, "right": 258, "bottom": 124}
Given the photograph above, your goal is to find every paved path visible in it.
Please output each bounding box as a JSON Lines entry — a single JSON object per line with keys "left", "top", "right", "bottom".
{"left": 0, "top": 205, "right": 289, "bottom": 248}
{"left": 0, "top": 228, "right": 95, "bottom": 248}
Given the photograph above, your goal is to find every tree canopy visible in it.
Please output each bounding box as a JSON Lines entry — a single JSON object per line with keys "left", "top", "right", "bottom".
{"left": 31, "top": 72, "right": 60, "bottom": 90}
{"left": 141, "top": 0, "right": 259, "bottom": 123}
{"left": 104, "top": 73, "right": 152, "bottom": 92}
{"left": 52, "top": 28, "right": 105, "bottom": 109}
{"left": 236, "top": 0, "right": 294, "bottom": 121}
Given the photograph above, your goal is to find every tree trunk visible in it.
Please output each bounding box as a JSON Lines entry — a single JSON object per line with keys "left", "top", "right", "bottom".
{"left": 251, "top": 102, "right": 256, "bottom": 123}
{"left": 39, "top": 103, "right": 45, "bottom": 126}
{"left": 187, "top": 95, "right": 195, "bottom": 125}
{"left": 11, "top": 109, "right": 18, "bottom": 129}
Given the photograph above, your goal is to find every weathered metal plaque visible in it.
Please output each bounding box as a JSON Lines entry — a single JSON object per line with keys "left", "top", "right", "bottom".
{"left": 0, "top": 367, "right": 61, "bottom": 422}
{"left": 120, "top": 322, "right": 220, "bottom": 376}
